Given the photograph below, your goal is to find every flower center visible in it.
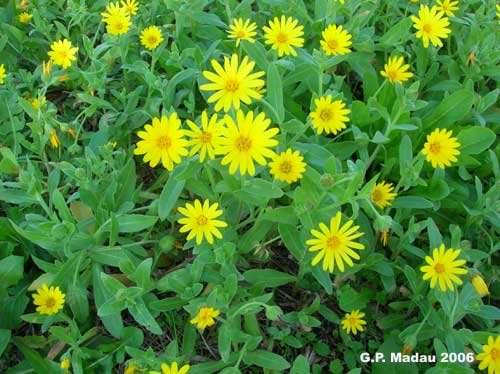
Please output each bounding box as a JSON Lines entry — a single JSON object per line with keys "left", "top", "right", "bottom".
{"left": 328, "top": 39, "right": 339, "bottom": 50}
{"left": 423, "top": 23, "right": 432, "bottom": 33}
{"left": 225, "top": 79, "right": 239, "bottom": 92}
{"left": 59, "top": 50, "right": 68, "bottom": 59}
{"left": 196, "top": 215, "right": 208, "bottom": 226}
{"left": 371, "top": 189, "right": 382, "bottom": 202}
{"left": 148, "top": 36, "right": 158, "bottom": 44}
{"left": 276, "top": 32, "right": 288, "bottom": 43}
{"left": 236, "top": 30, "right": 246, "bottom": 38}
{"left": 235, "top": 136, "right": 252, "bottom": 152}
{"left": 429, "top": 142, "right": 441, "bottom": 154}
{"left": 157, "top": 136, "right": 172, "bottom": 149}
{"left": 46, "top": 297, "right": 56, "bottom": 308}
{"left": 348, "top": 317, "right": 356, "bottom": 325}
{"left": 320, "top": 108, "right": 333, "bottom": 122}
{"left": 326, "top": 235, "right": 341, "bottom": 250}
{"left": 434, "top": 263, "right": 445, "bottom": 274}
{"left": 279, "top": 160, "right": 293, "bottom": 174}
{"left": 388, "top": 70, "right": 397, "bottom": 81}
{"left": 491, "top": 348, "right": 498, "bottom": 360}
{"left": 200, "top": 131, "right": 212, "bottom": 144}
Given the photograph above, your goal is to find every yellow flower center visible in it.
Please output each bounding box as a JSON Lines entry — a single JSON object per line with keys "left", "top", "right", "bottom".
{"left": 371, "top": 189, "right": 382, "bottom": 202}
{"left": 58, "top": 50, "right": 68, "bottom": 59}
{"left": 196, "top": 215, "right": 208, "bottom": 226}
{"left": 279, "top": 160, "right": 292, "bottom": 174}
{"left": 46, "top": 297, "right": 56, "bottom": 308}
{"left": 157, "top": 136, "right": 172, "bottom": 149}
{"left": 200, "top": 131, "right": 212, "bottom": 144}
{"left": 235, "top": 136, "right": 252, "bottom": 152}
{"left": 434, "top": 263, "right": 445, "bottom": 274}
{"left": 225, "top": 79, "right": 240, "bottom": 92}
{"left": 236, "top": 30, "right": 246, "bottom": 38}
{"left": 429, "top": 142, "right": 441, "bottom": 154}
{"left": 388, "top": 70, "right": 398, "bottom": 81}
{"left": 115, "top": 21, "right": 124, "bottom": 31}
{"left": 326, "top": 235, "right": 341, "bottom": 250}
{"left": 148, "top": 36, "right": 158, "bottom": 44}
{"left": 276, "top": 32, "right": 288, "bottom": 43}
{"left": 328, "top": 39, "right": 339, "bottom": 50}
{"left": 320, "top": 108, "right": 333, "bottom": 122}
{"left": 423, "top": 23, "right": 432, "bottom": 33}
{"left": 491, "top": 348, "right": 498, "bottom": 360}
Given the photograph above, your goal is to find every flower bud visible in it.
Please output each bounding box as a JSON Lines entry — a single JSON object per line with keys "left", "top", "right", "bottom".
{"left": 471, "top": 274, "right": 489, "bottom": 297}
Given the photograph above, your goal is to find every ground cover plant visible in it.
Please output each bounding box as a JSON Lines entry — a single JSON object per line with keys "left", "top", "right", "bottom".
{"left": 0, "top": 0, "right": 499, "bottom": 373}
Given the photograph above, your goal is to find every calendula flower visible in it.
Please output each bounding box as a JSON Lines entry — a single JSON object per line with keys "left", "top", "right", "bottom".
{"left": 227, "top": 18, "right": 257, "bottom": 46}
{"left": 140, "top": 26, "right": 163, "bottom": 50}
{"left": 218, "top": 110, "right": 278, "bottom": 176}
{"left": 411, "top": 5, "right": 451, "bottom": 48}
{"left": 101, "top": 2, "right": 131, "bottom": 35}
{"left": 32, "top": 284, "right": 65, "bottom": 315}
{"left": 371, "top": 181, "right": 397, "bottom": 209}
{"left": 190, "top": 307, "right": 220, "bottom": 329}
{"left": 263, "top": 16, "right": 304, "bottom": 57}
{"left": 200, "top": 54, "right": 265, "bottom": 112}
{"left": 60, "top": 358, "right": 70, "bottom": 371}
{"left": 18, "top": 12, "right": 32, "bottom": 23}
{"left": 42, "top": 60, "right": 53, "bottom": 76}
{"left": 49, "top": 131, "right": 61, "bottom": 148}
{"left": 269, "top": 148, "right": 306, "bottom": 183}
{"left": 341, "top": 310, "right": 366, "bottom": 335}
{"left": 471, "top": 274, "right": 489, "bottom": 297}
{"left": 420, "top": 244, "right": 467, "bottom": 292}
{"left": 320, "top": 24, "right": 352, "bottom": 56}
{"left": 30, "top": 96, "right": 46, "bottom": 110}
{"left": 309, "top": 95, "right": 351, "bottom": 136}
{"left": 436, "top": 0, "right": 459, "bottom": 17}
{"left": 306, "top": 211, "right": 365, "bottom": 273}
{"left": 134, "top": 113, "right": 188, "bottom": 171}
{"left": 476, "top": 336, "right": 500, "bottom": 374}
{"left": 150, "top": 362, "right": 190, "bottom": 374}
{"left": 185, "top": 111, "right": 223, "bottom": 162}
{"left": 0, "top": 64, "right": 6, "bottom": 84}
{"left": 48, "top": 39, "right": 78, "bottom": 69}
{"left": 380, "top": 56, "right": 414, "bottom": 83}
{"left": 421, "top": 128, "right": 460, "bottom": 169}
{"left": 178, "top": 199, "right": 228, "bottom": 245}
{"left": 120, "top": 0, "right": 138, "bottom": 15}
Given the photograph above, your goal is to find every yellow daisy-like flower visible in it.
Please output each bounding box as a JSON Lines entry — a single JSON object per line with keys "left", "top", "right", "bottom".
{"left": 32, "top": 284, "right": 65, "bottom": 315}
{"left": 227, "top": 18, "right": 257, "bottom": 46}
{"left": 218, "top": 110, "right": 279, "bottom": 176}
{"left": 133, "top": 113, "right": 189, "bottom": 171}
{"left": 476, "top": 336, "right": 500, "bottom": 374}
{"left": 200, "top": 54, "right": 265, "bottom": 113}
{"left": 0, "top": 64, "right": 6, "bottom": 84}
{"left": 101, "top": 2, "right": 131, "bottom": 35}
{"left": 190, "top": 307, "right": 220, "bottom": 330}
{"left": 306, "top": 211, "right": 365, "bottom": 273}
{"left": 380, "top": 56, "right": 414, "bottom": 83}
{"left": 185, "top": 111, "right": 223, "bottom": 163}
{"left": 371, "top": 181, "right": 397, "bottom": 209}
{"left": 140, "top": 26, "right": 163, "bottom": 50}
{"left": 48, "top": 39, "right": 78, "bottom": 69}
{"left": 18, "top": 12, "right": 32, "bottom": 23}
{"left": 471, "top": 274, "right": 489, "bottom": 297}
{"left": 421, "top": 128, "right": 460, "bottom": 169}
{"left": 320, "top": 24, "right": 352, "bottom": 56}
{"left": 49, "top": 131, "right": 61, "bottom": 148}
{"left": 31, "top": 96, "right": 47, "bottom": 110}
{"left": 309, "top": 95, "right": 351, "bottom": 136}
{"left": 341, "top": 310, "right": 367, "bottom": 335}
{"left": 150, "top": 362, "right": 190, "bottom": 374}
{"left": 436, "top": 0, "right": 459, "bottom": 17}
{"left": 120, "top": 0, "right": 139, "bottom": 15}
{"left": 411, "top": 5, "right": 451, "bottom": 48}
{"left": 178, "top": 199, "right": 228, "bottom": 245}
{"left": 268, "top": 148, "right": 306, "bottom": 183}
{"left": 263, "top": 16, "right": 304, "bottom": 57}
{"left": 420, "top": 244, "right": 468, "bottom": 292}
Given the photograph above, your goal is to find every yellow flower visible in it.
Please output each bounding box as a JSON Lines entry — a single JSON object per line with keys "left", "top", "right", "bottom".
{"left": 371, "top": 181, "right": 397, "bottom": 209}
{"left": 218, "top": 110, "right": 279, "bottom": 176}
{"left": 309, "top": 95, "right": 351, "bottom": 136}
{"left": 263, "top": 16, "right": 304, "bottom": 57}
{"left": 227, "top": 18, "right": 257, "bottom": 46}
{"left": 380, "top": 229, "right": 389, "bottom": 247}
{"left": 60, "top": 358, "right": 70, "bottom": 371}
{"left": 58, "top": 73, "right": 70, "bottom": 82}
{"left": 150, "top": 362, "right": 190, "bottom": 374}
{"left": 320, "top": 24, "right": 352, "bottom": 56}
{"left": 20, "top": 0, "right": 28, "bottom": 8}
{"left": 341, "top": 310, "right": 366, "bottom": 335}
{"left": 306, "top": 211, "right": 365, "bottom": 273}
{"left": 200, "top": 54, "right": 265, "bottom": 113}
{"left": 421, "top": 128, "right": 460, "bottom": 169}
{"left": 185, "top": 111, "right": 223, "bottom": 163}
{"left": 411, "top": 5, "right": 451, "bottom": 48}
{"left": 32, "top": 284, "right": 65, "bottom": 315}
{"left": 48, "top": 39, "right": 78, "bottom": 69}
{"left": 190, "top": 307, "right": 220, "bottom": 330}
{"left": 18, "top": 12, "right": 32, "bottom": 23}
{"left": 420, "top": 244, "right": 467, "bottom": 292}
{"left": 140, "top": 26, "right": 163, "bottom": 50}
{"left": 49, "top": 131, "right": 61, "bottom": 148}
{"left": 269, "top": 148, "right": 306, "bottom": 183}
{"left": 497, "top": 4, "right": 500, "bottom": 25}
{"left": 380, "top": 56, "right": 414, "bottom": 83}
{"left": 121, "top": 0, "right": 139, "bottom": 15}
{"left": 476, "top": 336, "right": 500, "bottom": 374}
{"left": 178, "top": 199, "right": 228, "bottom": 245}
{"left": 471, "top": 274, "right": 489, "bottom": 297}
{"left": 42, "top": 60, "right": 53, "bottom": 76}
{"left": 31, "top": 96, "right": 46, "bottom": 110}
{"left": 436, "top": 0, "right": 459, "bottom": 17}
{"left": 101, "top": 2, "right": 131, "bottom": 35}
{"left": 0, "top": 64, "right": 6, "bottom": 84}
{"left": 133, "top": 113, "right": 188, "bottom": 171}
{"left": 67, "top": 128, "right": 77, "bottom": 139}
{"left": 466, "top": 51, "right": 475, "bottom": 66}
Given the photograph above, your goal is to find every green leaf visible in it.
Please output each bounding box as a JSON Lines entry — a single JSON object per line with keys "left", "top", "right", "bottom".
{"left": 456, "top": 127, "right": 496, "bottom": 155}
{"left": 243, "top": 350, "right": 290, "bottom": 370}
{"left": 291, "top": 355, "right": 310, "bottom": 374}
{"left": 241, "top": 40, "right": 269, "bottom": 71}
{"left": 338, "top": 285, "right": 367, "bottom": 312}
{"left": 150, "top": 297, "right": 186, "bottom": 312}
{"left": 14, "top": 337, "right": 61, "bottom": 374}
{"left": 218, "top": 323, "right": 232, "bottom": 362}
{"left": 128, "top": 298, "right": 163, "bottom": 335}
{"left": 379, "top": 18, "right": 412, "bottom": 47}
{"left": 262, "top": 206, "right": 298, "bottom": 225}
{"left": 312, "top": 266, "right": 333, "bottom": 295}
{"left": 115, "top": 214, "right": 158, "bottom": 233}
{"left": 279, "top": 223, "right": 305, "bottom": 261}
{"left": 266, "top": 63, "right": 284, "bottom": 123}
{"left": 158, "top": 173, "right": 186, "bottom": 221}
{"left": 243, "top": 269, "right": 296, "bottom": 287}
{"left": 423, "top": 90, "right": 474, "bottom": 129}
{"left": 392, "top": 196, "right": 433, "bottom": 209}
{"left": 0, "top": 255, "right": 23, "bottom": 288}
{"left": 0, "top": 329, "right": 11, "bottom": 356}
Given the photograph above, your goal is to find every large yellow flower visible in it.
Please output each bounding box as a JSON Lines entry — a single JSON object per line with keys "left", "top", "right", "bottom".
{"left": 227, "top": 18, "right": 257, "bottom": 46}
{"left": 306, "top": 211, "right": 365, "bottom": 273}
{"left": 120, "top": 0, "right": 138, "bottom": 15}
{"left": 380, "top": 56, "right": 414, "bottom": 83}
{"left": 411, "top": 5, "right": 451, "bottom": 48}
{"left": 268, "top": 148, "right": 306, "bottom": 183}
{"left": 421, "top": 128, "right": 460, "bottom": 169}
{"left": 150, "top": 362, "right": 190, "bottom": 374}
{"left": 190, "top": 307, "right": 220, "bottom": 329}
{"left": 48, "top": 39, "right": 78, "bottom": 69}
{"left": 436, "top": 0, "right": 459, "bottom": 17}
{"left": 476, "top": 335, "right": 500, "bottom": 374}
{"left": 185, "top": 111, "right": 223, "bottom": 163}
{"left": 263, "top": 16, "right": 304, "bottom": 57}
{"left": 309, "top": 95, "right": 351, "bottom": 136}
{"left": 101, "top": 2, "right": 131, "bottom": 35}
{"left": 200, "top": 54, "right": 265, "bottom": 113}
{"left": 420, "top": 244, "right": 468, "bottom": 292}
{"left": 133, "top": 113, "right": 188, "bottom": 171}
{"left": 341, "top": 310, "right": 367, "bottom": 335}
{"left": 371, "top": 181, "right": 397, "bottom": 209}
{"left": 320, "top": 24, "right": 352, "bottom": 56}
{"left": 0, "top": 64, "right": 6, "bottom": 84}
{"left": 32, "top": 284, "right": 65, "bottom": 315}
{"left": 177, "top": 199, "right": 227, "bottom": 245}
{"left": 140, "top": 26, "right": 163, "bottom": 50}
{"left": 218, "top": 110, "right": 279, "bottom": 176}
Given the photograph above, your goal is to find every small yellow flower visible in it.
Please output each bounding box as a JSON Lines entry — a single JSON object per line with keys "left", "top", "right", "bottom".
{"left": 124, "top": 363, "right": 142, "bottom": 374}
{"left": 411, "top": 5, "right": 451, "bottom": 48}
{"left": 121, "top": 0, "right": 139, "bottom": 15}
{"left": 140, "top": 26, "right": 163, "bottom": 50}
{"left": 341, "top": 310, "right": 366, "bottom": 335}
{"left": 471, "top": 274, "right": 489, "bottom": 297}
{"left": 101, "top": 2, "right": 131, "bottom": 35}
{"left": 268, "top": 148, "right": 306, "bottom": 183}
{"left": 18, "top": 12, "right": 32, "bottom": 23}
{"left": 60, "top": 358, "right": 70, "bottom": 371}
{"left": 32, "top": 284, "right": 65, "bottom": 315}
{"left": 476, "top": 336, "right": 500, "bottom": 374}
{"left": 48, "top": 39, "right": 79, "bottom": 69}
{"left": 320, "top": 24, "right": 352, "bottom": 56}
{"left": 0, "top": 64, "right": 6, "bottom": 84}
{"left": 67, "top": 128, "right": 77, "bottom": 139}
{"left": 227, "top": 18, "right": 257, "bottom": 46}
{"left": 19, "top": 0, "right": 28, "bottom": 8}
{"left": 436, "top": 0, "right": 459, "bottom": 17}
{"left": 421, "top": 128, "right": 460, "bottom": 169}
{"left": 58, "top": 73, "right": 70, "bottom": 82}
{"left": 190, "top": 307, "right": 220, "bottom": 330}
{"left": 185, "top": 111, "right": 223, "bottom": 163}
{"left": 371, "top": 181, "right": 397, "bottom": 209}
{"left": 263, "top": 16, "right": 304, "bottom": 57}
{"left": 380, "top": 56, "right": 414, "bottom": 83}
{"left": 178, "top": 199, "right": 227, "bottom": 245}
{"left": 150, "top": 362, "right": 190, "bottom": 374}
{"left": 402, "top": 344, "right": 413, "bottom": 355}
{"left": 42, "top": 60, "right": 53, "bottom": 76}
{"left": 49, "top": 131, "right": 61, "bottom": 148}
{"left": 309, "top": 95, "right": 351, "bottom": 136}
{"left": 30, "top": 96, "right": 46, "bottom": 110}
